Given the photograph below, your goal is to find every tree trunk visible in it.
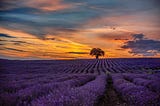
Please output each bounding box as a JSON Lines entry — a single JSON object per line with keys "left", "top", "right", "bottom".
{"left": 96, "top": 55, "right": 99, "bottom": 59}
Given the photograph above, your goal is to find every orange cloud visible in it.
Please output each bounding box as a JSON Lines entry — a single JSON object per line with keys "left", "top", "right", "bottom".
{"left": 1, "top": 24, "right": 159, "bottom": 59}
{"left": 48, "top": 27, "right": 134, "bottom": 58}
{"left": 83, "top": 13, "right": 160, "bottom": 38}
{"left": 0, "top": 27, "right": 91, "bottom": 59}
{"left": 25, "top": 0, "right": 74, "bottom": 12}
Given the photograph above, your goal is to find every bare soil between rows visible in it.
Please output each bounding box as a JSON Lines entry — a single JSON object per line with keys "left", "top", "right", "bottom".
{"left": 96, "top": 75, "right": 128, "bottom": 106}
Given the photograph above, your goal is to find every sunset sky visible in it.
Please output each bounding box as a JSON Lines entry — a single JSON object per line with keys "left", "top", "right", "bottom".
{"left": 0, "top": 0, "right": 160, "bottom": 59}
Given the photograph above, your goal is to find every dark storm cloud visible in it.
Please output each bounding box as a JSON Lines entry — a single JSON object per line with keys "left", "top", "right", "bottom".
{"left": 121, "top": 34, "right": 160, "bottom": 56}
{"left": 0, "top": 33, "right": 16, "bottom": 38}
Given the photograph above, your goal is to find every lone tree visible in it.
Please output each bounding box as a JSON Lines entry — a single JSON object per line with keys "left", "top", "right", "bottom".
{"left": 90, "top": 48, "right": 105, "bottom": 59}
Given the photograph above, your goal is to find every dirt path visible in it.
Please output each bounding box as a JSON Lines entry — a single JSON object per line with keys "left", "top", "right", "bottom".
{"left": 97, "top": 75, "right": 127, "bottom": 106}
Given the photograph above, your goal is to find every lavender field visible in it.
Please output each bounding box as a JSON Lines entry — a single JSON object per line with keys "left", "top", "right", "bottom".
{"left": 0, "top": 58, "right": 160, "bottom": 106}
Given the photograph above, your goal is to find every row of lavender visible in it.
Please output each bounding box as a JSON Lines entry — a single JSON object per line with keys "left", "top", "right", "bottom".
{"left": 112, "top": 73, "right": 160, "bottom": 106}
{"left": 0, "top": 73, "right": 107, "bottom": 106}
{"left": 0, "top": 58, "right": 160, "bottom": 106}
{"left": 1, "top": 58, "right": 160, "bottom": 74}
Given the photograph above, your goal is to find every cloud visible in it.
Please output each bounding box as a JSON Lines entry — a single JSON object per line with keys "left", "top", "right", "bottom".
{"left": 26, "top": 0, "right": 74, "bottom": 12}
{"left": 0, "top": 33, "right": 16, "bottom": 38}
{"left": 96, "top": 29, "right": 133, "bottom": 41}
{"left": 0, "top": 27, "right": 92, "bottom": 59}
{"left": 0, "top": 0, "right": 160, "bottom": 59}
{"left": 132, "top": 33, "right": 145, "bottom": 40}
{"left": 114, "top": 38, "right": 128, "bottom": 40}
{"left": 4, "top": 47, "right": 26, "bottom": 52}
{"left": 1, "top": 0, "right": 159, "bottom": 38}
{"left": 0, "top": 39, "right": 7, "bottom": 41}
{"left": 67, "top": 52, "right": 88, "bottom": 54}
{"left": 0, "top": 39, "right": 33, "bottom": 46}
{"left": 56, "top": 46, "right": 69, "bottom": 48}
{"left": 42, "top": 36, "right": 70, "bottom": 43}
{"left": 121, "top": 34, "right": 160, "bottom": 56}
{"left": 9, "top": 40, "right": 33, "bottom": 45}
{"left": 0, "top": 6, "right": 99, "bottom": 36}
{"left": 0, "top": 0, "right": 74, "bottom": 12}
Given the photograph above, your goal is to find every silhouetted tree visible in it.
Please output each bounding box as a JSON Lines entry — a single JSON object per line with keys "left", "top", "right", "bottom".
{"left": 90, "top": 48, "right": 105, "bottom": 59}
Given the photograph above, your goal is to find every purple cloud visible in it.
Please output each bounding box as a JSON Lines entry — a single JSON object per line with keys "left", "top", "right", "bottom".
{"left": 121, "top": 34, "right": 160, "bottom": 56}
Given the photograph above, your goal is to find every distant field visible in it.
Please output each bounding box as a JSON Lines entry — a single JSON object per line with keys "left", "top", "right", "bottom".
{"left": 0, "top": 58, "right": 160, "bottom": 106}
